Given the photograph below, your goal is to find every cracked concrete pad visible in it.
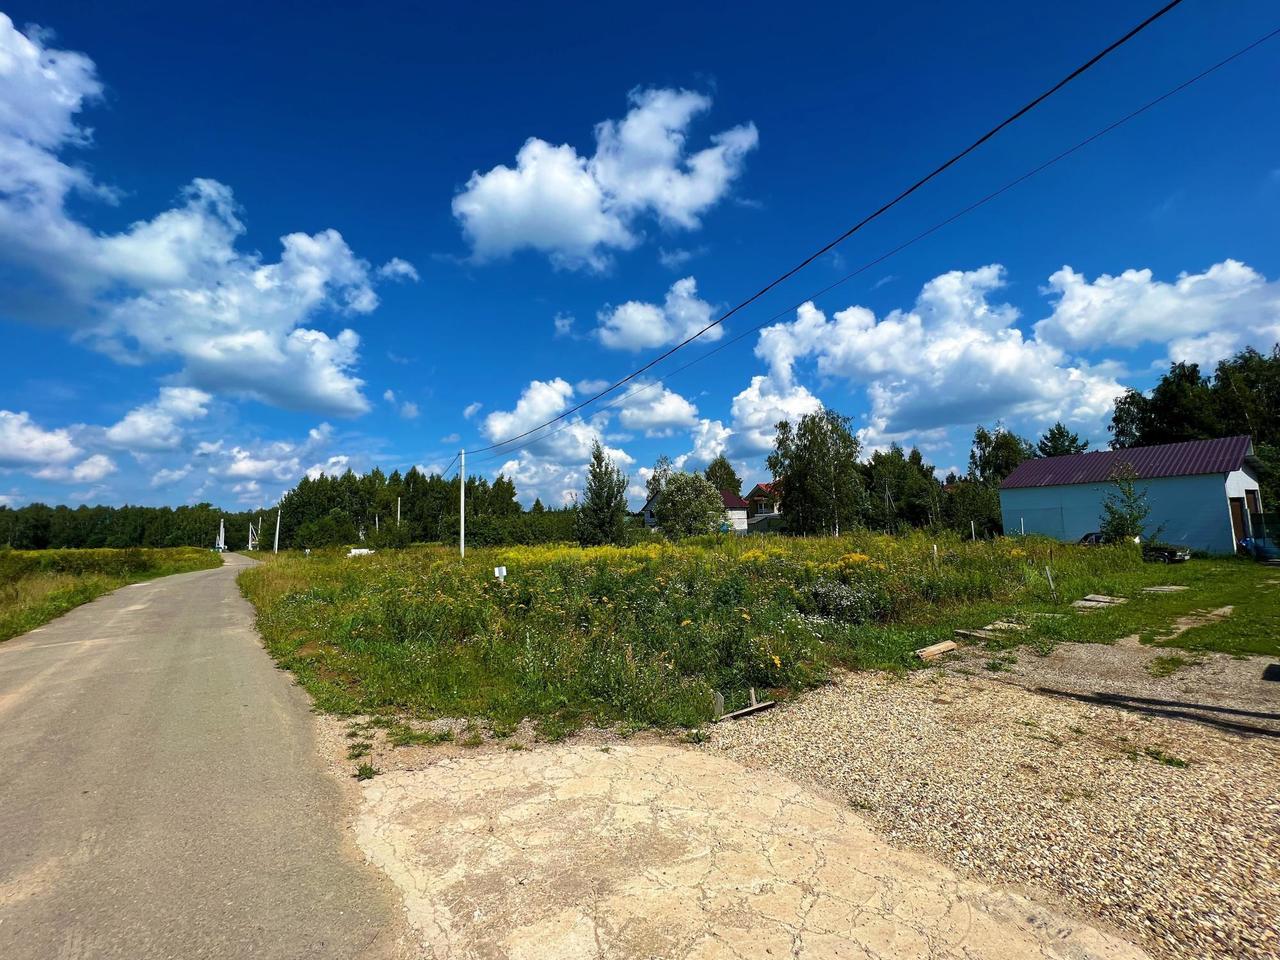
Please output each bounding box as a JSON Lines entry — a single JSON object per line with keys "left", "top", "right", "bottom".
{"left": 357, "top": 744, "right": 1149, "bottom": 960}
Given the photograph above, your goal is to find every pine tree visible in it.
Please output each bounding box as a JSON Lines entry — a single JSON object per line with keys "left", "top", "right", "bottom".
{"left": 1036, "top": 421, "right": 1089, "bottom": 458}
{"left": 575, "top": 441, "right": 629, "bottom": 546}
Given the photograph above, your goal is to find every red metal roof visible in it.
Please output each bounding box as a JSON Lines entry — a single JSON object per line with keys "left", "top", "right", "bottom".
{"left": 747, "top": 482, "right": 777, "bottom": 497}
{"left": 720, "top": 490, "right": 749, "bottom": 510}
{"left": 1000, "top": 436, "right": 1253, "bottom": 489}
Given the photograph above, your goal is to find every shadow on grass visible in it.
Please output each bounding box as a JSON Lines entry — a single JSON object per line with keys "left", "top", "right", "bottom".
{"left": 1035, "top": 686, "right": 1280, "bottom": 739}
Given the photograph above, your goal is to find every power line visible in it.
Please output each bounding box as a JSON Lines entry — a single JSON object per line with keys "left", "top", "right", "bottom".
{"left": 464, "top": 22, "right": 1278, "bottom": 469}
{"left": 464, "top": 0, "right": 1187, "bottom": 457}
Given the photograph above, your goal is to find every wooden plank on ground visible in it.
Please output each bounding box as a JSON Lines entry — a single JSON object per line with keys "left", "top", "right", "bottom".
{"left": 1083, "top": 594, "right": 1128, "bottom": 604}
{"left": 988, "top": 621, "right": 1030, "bottom": 632}
{"left": 917, "top": 640, "right": 959, "bottom": 661}
{"left": 1143, "top": 585, "right": 1189, "bottom": 593}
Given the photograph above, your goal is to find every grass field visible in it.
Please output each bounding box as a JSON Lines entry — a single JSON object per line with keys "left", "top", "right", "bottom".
{"left": 0, "top": 547, "right": 223, "bottom": 643}
{"left": 236, "top": 533, "right": 1277, "bottom": 734}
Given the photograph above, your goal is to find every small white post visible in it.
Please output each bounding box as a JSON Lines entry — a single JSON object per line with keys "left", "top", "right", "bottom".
{"left": 971, "top": 519, "right": 976, "bottom": 541}
{"left": 1020, "top": 517, "right": 1025, "bottom": 536}
{"left": 396, "top": 496, "right": 401, "bottom": 526}
{"left": 375, "top": 514, "right": 379, "bottom": 532}
{"left": 459, "top": 449, "right": 466, "bottom": 558}
{"left": 273, "top": 509, "right": 281, "bottom": 554}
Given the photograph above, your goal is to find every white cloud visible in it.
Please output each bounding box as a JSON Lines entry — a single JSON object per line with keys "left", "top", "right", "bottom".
{"left": 452, "top": 87, "right": 757, "bottom": 270}
{"left": 596, "top": 276, "right": 718, "bottom": 351}
{"left": 463, "top": 401, "right": 482, "bottom": 419}
{"left": 0, "top": 19, "right": 404, "bottom": 416}
{"left": 729, "top": 374, "right": 823, "bottom": 456}
{"left": 377, "top": 257, "right": 419, "bottom": 282}
{"left": 383, "top": 389, "right": 419, "bottom": 420}
{"left": 36, "top": 453, "right": 116, "bottom": 483}
{"left": 673, "top": 418, "right": 733, "bottom": 469}
{"left": 753, "top": 265, "right": 1122, "bottom": 439}
{"left": 658, "top": 246, "right": 702, "bottom": 270}
{"left": 150, "top": 464, "right": 192, "bottom": 487}
{"left": 0, "top": 409, "right": 80, "bottom": 466}
{"left": 553, "top": 312, "right": 575, "bottom": 337}
{"left": 1035, "top": 259, "right": 1280, "bottom": 369}
{"left": 105, "top": 387, "right": 211, "bottom": 452}
{"left": 615, "top": 381, "right": 698, "bottom": 437}
{"left": 212, "top": 423, "right": 334, "bottom": 483}
{"left": 482, "top": 378, "right": 634, "bottom": 505}
{"left": 305, "top": 455, "right": 350, "bottom": 479}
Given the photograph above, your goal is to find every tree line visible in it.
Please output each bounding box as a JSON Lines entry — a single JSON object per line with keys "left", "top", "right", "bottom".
{"left": 5, "top": 345, "right": 1273, "bottom": 551}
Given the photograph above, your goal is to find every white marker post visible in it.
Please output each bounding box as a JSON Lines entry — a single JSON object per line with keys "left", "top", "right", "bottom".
{"left": 459, "top": 449, "right": 466, "bottom": 559}
{"left": 274, "top": 509, "right": 281, "bottom": 554}
{"left": 396, "top": 496, "right": 401, "bottom": 526}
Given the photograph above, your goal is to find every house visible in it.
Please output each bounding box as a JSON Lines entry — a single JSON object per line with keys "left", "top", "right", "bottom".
{"left": 638, "top": 488, "right": 750, "bottom": 532}
{"left": 721, "top": 490, "right": 749, "bottom": 532}
{"left": 745, "top": 481, "right": 784, "bottom": 533}
{"left": 998, "top": 436, "right": 1264, "bottom": 554}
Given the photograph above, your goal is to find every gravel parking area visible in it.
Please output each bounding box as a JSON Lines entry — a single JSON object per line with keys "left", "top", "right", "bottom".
{"left": 705, "top": 670, "right": 1280, "bottom": 960}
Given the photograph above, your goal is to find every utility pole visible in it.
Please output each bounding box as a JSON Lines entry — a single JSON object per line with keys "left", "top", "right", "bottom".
{"left": 396, "top": 496, "right": 401, "bottom": 526}
{"left": 459, "top": 449, "right": 466, "bottom": 558}
{"left": 274, "top": 509, "right": 281, "bottom": 554}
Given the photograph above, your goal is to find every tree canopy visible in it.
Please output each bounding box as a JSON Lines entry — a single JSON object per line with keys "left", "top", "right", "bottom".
{"left": 767, "top": 410, "right": 865, "bottom": 536}
{"left": 703, "top": 454, "right": 742, "bottom": 495}
{"left": 1036, "top": 421, "right": 1089, "bottom": 458}
{"left": 1109, "top": 347, "right": 1279, "bottom": 508}
{"left": 656, "top": 472, "right": 726, "bottom": 538}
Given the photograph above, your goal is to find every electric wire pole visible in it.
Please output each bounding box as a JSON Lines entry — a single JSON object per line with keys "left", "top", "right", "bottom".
{"left": 459, "top": 449, "right": 466, "bottom": 558}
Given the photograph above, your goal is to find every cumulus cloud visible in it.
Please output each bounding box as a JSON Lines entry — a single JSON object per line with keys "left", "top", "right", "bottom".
{"left": 376, "top": 257, "right": 419, "bottom": 282}
{"left": 150, "top": 464, "right": 192, "bottom": 487}
{"left": 753, "top": 265, "right": 1122, "bottom": 440}
{"left": 452, "top": 88, "right": 757, "bottom": 270}
{"left": 105, "top": 387, "right": 211, "bottom": 452}
{"left": 0, "top": 409, "right": 80, "bottom": 467}
{"left": 729, "top": 375, "right": 823, "bottom": 456}
{"left": 0, "top": 17, "right": 404, "bottom": 416}
{"left": 35, "top": 452, "right": 116, "bottom": 483}
{"left": 482, "top": 378, "right": 634, "bottom": 506}
{"left": 595, "top": 276, "right": 718, "bottom": 351}
{"left": 614, "top": 381, "right": 698, "bottom": 437}
{"left": 209, "top": 422, "right": 335, "bottom": 484}
{"left": 1035, "top": 259, "right": 1280, "bottom": 369}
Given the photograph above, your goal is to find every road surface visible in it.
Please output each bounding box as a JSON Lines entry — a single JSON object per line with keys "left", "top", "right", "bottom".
{"left": 0, "top": 554, "right": 403, "bottom": 959}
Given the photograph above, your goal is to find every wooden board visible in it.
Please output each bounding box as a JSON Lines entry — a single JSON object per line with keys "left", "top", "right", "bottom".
{"left": 988, "top": 621, "right": 1029, "bottom": 632}
{"left": 918, "top": 639, "right": 959, "bottom": 661}
{"left": 1143, "top": 585, "right": 1188, "bottom": 593}
{"left": 1082, "top": 594, "right": 1128, "bottom": 604}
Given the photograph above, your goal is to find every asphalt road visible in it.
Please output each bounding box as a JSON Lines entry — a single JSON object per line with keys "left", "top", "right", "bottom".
{"left": 0, "top": 554, "right": 402, "bottom": 959}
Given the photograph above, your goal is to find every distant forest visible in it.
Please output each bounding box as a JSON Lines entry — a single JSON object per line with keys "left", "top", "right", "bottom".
{"left": 4, "top": 346, "right": 1274, "bottom": 551}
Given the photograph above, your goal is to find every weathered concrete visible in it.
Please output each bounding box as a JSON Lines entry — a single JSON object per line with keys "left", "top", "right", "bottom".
{"left": 358, "top": 743, "right": 1150, "bottom": 959}
{"left": 0, "top": 554, "right": 403, "bottom": 960}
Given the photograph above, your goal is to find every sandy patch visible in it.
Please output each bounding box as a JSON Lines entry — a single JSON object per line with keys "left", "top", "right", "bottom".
{"left": 354, "top": 743, "right": 1148, "bottom": 960}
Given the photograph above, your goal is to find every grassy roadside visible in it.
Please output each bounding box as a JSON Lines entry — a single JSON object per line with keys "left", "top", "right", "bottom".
{"left": 873, "top": 556, "right": 1280, "bottom": 660}
{"left": 0, "top": 547, "right": 223, "bottom": 643}
{"left": 235, "top": 534, "right": 1275, "bottom": 736}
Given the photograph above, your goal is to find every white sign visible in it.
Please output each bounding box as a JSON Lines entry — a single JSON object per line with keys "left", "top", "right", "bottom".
{"left": 494, "top": 565, "right": 507, "bottom": 582}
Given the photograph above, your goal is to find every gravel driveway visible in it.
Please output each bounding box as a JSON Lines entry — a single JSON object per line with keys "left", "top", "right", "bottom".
{"left": 705, "top": 670, "right": 1280, "bottom": 960}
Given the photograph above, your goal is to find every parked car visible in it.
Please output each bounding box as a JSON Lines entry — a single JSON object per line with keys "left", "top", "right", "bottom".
{"left": 1143, "top": 542, "right": 1191, "bottom": 563}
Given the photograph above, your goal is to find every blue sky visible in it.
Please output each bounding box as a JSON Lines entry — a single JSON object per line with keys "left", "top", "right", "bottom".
{"left": 1, "top": 0, "right": 1277, "bottom": 509}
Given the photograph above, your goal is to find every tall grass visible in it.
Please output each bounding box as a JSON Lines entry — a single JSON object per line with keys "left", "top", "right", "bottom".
{"left": 0, "top": 547, "right": 222, "bottom": 642}
{"left": 239, "top": 533, "right": 1152, "bottom": 731}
